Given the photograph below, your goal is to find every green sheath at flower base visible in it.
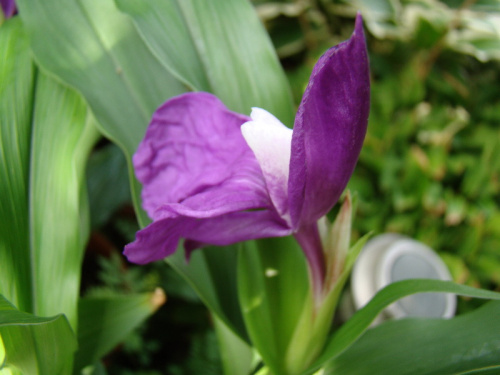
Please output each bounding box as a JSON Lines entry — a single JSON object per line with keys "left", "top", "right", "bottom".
{"left": 283, "top": 193, "right": 370, "bottom": 374}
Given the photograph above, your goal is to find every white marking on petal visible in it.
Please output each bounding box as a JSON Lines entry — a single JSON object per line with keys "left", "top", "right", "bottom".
{"left": 241, "top": 108, "right": 292, "bottom": 223}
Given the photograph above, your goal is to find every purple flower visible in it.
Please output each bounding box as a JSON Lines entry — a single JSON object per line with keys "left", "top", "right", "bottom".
{"left": 124, "top": 14, "right": 370, "bottom": 293}
{"left": 1, "top": 0, "right": 16, "bottom": 19}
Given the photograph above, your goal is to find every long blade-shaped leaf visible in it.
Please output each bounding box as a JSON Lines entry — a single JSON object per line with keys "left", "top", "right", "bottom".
{"left": 16, "top": 0, "right": 185, "bottom": 155}
{"left": 303, "top": 279, "right": 500, "bottom": 374}
{"left": 168, "top": 245, "right": 249, "bottom": 342}
{"left": 325, "top": 301, "right": 500, "bottom": 375}
{"left": 30, "top": 73, "right": 99, "bottom": 330}
{"left": 0, "top": 17, "right": 99, "bottom": 332}
{"left": 213, "top": 314, "right": 254, "bottom": 375}
{"left": 74, "top": 290, "right": 165, "bottom": 372}
{"left": 0, "top": 294, "right": 77, "bottom": 375}
{"left": 16, "top": 0, "right": 187, "bottom": 225}
{"left": 115, "top": 0, "right": 295, "bottom": 125}
{"left": 0, "top": 17, "right": 35, "bottom": 315}
{"left": 114, "top": 0, "right": 208, "bottom": 92}
{"left": 237, "top": 237, "right": 309, "bottom": 374}
{"left": 1, "top": 18, "right": 97, "bottom": 373}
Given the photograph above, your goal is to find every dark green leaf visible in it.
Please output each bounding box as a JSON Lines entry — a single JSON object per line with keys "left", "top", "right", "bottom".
{"left": 86, "top": 143, "right": 130, "bottom": 228}
{"left": 167, "top": 245, "right": 249, "bottom": 342}
{"left": 303, "top": 279, "right": 500, "bottom": 374}
{"left": 74, "top": 290, "right": 165, "bottom": 372}
{"left": 325, "top": 301, "right": 500, "bottom": 375}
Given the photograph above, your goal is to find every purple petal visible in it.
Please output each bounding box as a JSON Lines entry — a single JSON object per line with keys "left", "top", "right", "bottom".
{"left": 124, "top": 216, "right": 196, "bottom": 264}
{"left": 288, "top": 14, "right": 370, "bottom": 228}
{"left": 124, "top": 209, "right": 291, "bottom": 264}
{"left": 127, "top": 92, "right": 290, "bottom": 263}
{"left": 134, "top": 92, "right": 271, "bottom": 221}
{"left": 1, "top": 0, "right": 16, "bottom": 18}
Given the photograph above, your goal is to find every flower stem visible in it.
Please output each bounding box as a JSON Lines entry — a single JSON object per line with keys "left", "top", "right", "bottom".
{"left": 294, "top": 223, "right": 326, "bottom": 305}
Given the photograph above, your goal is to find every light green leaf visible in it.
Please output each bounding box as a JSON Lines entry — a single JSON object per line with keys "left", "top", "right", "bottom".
{"left": 238, "top": 237, "right": 309, "bottom": 374}
{"left": 0, "top": 17, "right": 99, "bottom": 331}
{"left": 0, "top": 17, "right": 35, "bottom": 314}
{"left": 339, "top": 0, "right": 401, "bottom": 39}
{"left": 213, "top": 314, "right": 254, "bottom": 375}
{"left": 115, "top": 0, "right": 295, "bottom": 125}
{"left": 30, "top": 74, "right": 99, "bottom": 330}
{"left": 447, "top": 12, "right": 500, "bottom": 62}
{"left": 0, "top": 294, "right": 77, "bottom": 375}
{"left": 74, "top": 289, "right": 166, "bottom": 373}
{"left": 114, "top": 0, "right": 208, "bottom": 92}
{"left": 459, "top": 366, "right": 500, "bottom": 375}
{"left": 16, "top": 0, "right": 185, "bottom": 155}
{"left": 303, "top": 279, "right": 500, "bottom": 374}
{"left": 470, "top": 0, "right": 500, "bottom": 12}
{"left": 16, "top": 0, "right": 187, "bottom": 225}
{"left": 325, "top": 300, "right": 500, "bottom": 375}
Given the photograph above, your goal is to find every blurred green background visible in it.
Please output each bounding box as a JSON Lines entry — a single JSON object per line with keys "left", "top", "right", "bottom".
{"left": 82, "top": 0, "right": 500, "bottom": 373}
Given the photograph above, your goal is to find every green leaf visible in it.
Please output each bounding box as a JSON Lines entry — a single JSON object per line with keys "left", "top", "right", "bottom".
{"left": 459, "top": 366, "right": 500, "bottom": 375}
{"left": 343, "top": 0, "right": 400, "bottom": 39}
{"left": 80, "top": 361, "right": 108, "bottom": 375}
{"left": 0, "top": 17, "right": 99, "bottom": 331}
{"left": 167, "top": 245, "right": 249, "bottom": 342}
{"left": 303, "top": 279, "right": 500, "bottom": 374}
{"left": 30, "top": 74, "right": 99, "bottom": 330}
{"left": 74, "top": 289, "right": 166, "bottom": 373}
{"left": 0, "top": 294, "right": 77, "bottom": 375}
{"left": 115, "top": 0, "right": 295, "bottom": 126}
{"left": 0, "top": 17, "right": 36, "bottom": 314}
{"left": 238, "top": 237, "right": 309, "bottom": 374}
{"left": 16, "top": 0, "right": 187, "bottom": 226}
{"left": 86, "top": 143, "right": 130, "bottom": 228}
{"left": 447, "top": 12, "right": 500, "bottom": 62}
{"left": 213, "top": 314, "right": 254, "bottom": 375}
{"left": 114, "top": 0, "right": 208, "bottom": 92}
{"left": 325, "top": 300, "right": 500, "bottom": 375}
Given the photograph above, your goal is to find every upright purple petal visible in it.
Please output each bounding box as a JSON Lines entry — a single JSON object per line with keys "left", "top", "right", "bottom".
{"left": 1, "top": 0, "right": 16, "bottom": 18}
{"left": 126, "top": 92, "right": 289, "bottom": 263}
{"left": 288, "top": 14, "right": 370, "bottom": 228}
